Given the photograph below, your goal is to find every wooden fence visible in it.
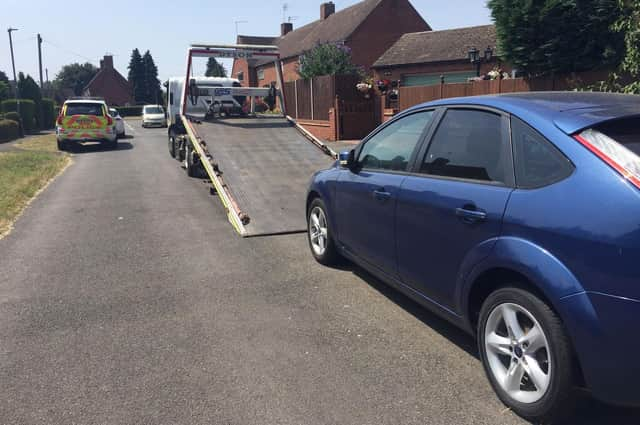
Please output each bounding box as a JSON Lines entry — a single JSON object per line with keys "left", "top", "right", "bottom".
{"left": 398, "top": 70, "right": 610, "bottom": 111}
{"left": 284, "top": 74, "right": 377, "bottom": 140}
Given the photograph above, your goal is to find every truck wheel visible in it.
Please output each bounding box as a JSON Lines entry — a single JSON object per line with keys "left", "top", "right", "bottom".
{"left": 186, "top": 144, "right": 198, "bottom": 177}
{"left": 478, "top": 287, "right": 576, "bottom": 423}
{"left": 168, "top": 136, "right": 176, "bottom": 158}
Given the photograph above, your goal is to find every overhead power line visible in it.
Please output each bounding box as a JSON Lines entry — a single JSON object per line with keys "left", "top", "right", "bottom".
{"left": 42, "top": 39, "right": 96, "bottom": 64}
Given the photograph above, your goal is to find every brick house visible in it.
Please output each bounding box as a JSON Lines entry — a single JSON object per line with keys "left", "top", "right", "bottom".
{"left": 83, "top": 55, "right": 133, "bottom": 106}
{"left": 232, "top": 0, "right": 430, "bottom": 87}
{"left": 372, "top": 25, "right": 507, "bottom": 86}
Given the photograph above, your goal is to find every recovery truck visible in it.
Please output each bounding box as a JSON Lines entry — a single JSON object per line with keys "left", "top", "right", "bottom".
{"left": 168, "top": 43, "right": 339, "bottom": 237}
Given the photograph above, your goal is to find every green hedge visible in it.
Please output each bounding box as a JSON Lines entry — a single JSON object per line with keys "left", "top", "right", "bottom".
{"left": 4, "top": 111, "right": 21, "bottom": 123}
{"left": 41, "top": 98, "right": 56, "bottom": 129}
{"left": 115, "top": 106, "right": 143, "bottom": 117}
{"left": 0, "top": 119, "right": 20, "bottom": 142}
{"left": 1, "top": 99, "right": 37, "bottom": 132}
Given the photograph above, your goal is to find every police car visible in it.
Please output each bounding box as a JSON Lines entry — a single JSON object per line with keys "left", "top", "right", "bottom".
{"left": 56, "top": 98, "right": 117, "bottom": 150}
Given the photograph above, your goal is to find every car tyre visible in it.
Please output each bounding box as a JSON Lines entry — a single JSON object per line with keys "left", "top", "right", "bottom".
{"left": 307, "top": 198, "right": 340, "bottom": 266}
{"left": 57, "top": 140, "right": 66, "bottom": 151}
{"left": 478, "top": 287, "right": 575, "bottom": 424}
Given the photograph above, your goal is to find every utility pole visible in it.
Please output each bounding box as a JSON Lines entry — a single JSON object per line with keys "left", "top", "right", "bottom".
{"left": 37, "top": 33, "right": 44, "bottom": 88}
{"left": 7, "top": 27, "right": 22, "bottom": 134}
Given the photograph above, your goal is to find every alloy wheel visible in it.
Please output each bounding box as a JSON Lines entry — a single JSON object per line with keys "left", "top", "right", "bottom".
{"left": 309, "top": 206, "right": 328, "bottom": 256}
{"left": 484, "top": 302, "right": 551, "bottom": 404}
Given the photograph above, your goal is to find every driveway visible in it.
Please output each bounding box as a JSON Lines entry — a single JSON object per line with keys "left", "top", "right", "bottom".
{"left": 0, "top": 119, "right": 638, "bottom": 424}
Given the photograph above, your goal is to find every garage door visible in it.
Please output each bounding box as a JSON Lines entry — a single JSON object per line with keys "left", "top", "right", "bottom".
{"left": 402, "top": 71, "right": 477, "bottom": 87}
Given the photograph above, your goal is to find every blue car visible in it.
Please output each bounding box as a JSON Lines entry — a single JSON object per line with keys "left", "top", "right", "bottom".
{"left": 306, "top": 92, "right": 640, "bottom": 422}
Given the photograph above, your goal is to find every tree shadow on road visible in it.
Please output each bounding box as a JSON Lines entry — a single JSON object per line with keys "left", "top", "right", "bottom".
{"left": 346, "top": 264, "right": 640, "bottom": 425}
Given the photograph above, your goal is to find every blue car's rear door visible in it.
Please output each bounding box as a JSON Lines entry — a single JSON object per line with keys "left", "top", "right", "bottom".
{"left": 396, "top": 108, "right": 514, "bottom": 311}
{"left": 335, "top": 110, "right": 435, "bottom": 276}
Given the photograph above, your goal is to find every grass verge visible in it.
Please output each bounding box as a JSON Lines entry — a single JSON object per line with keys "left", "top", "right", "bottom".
{"left": 0, "top": 134, "right": 71, "bottom": 237}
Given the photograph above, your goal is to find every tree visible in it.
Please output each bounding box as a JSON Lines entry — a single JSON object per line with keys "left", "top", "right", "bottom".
{"left": 298, "top": 43, "right": 360, "bottom": 80}
{"left": 18, "top": 73, "right": 43, "bottom": 128}
{"left": 488, "top": 0, "right": 624, "bottom": 76}
{"left": 142, "top": 50, "right": 162, "bottom": 104}
{"left": 613, "top": 0, "right": 640, "bottom": 92}
{"left": 205, "top": 58, "right": 227, "bottom": 77}
{"left": 53, "top": 63, "right": 98, "bottom": 96}
{"left": 0, "top": 71, "right": 8, "bottom": 84}
{"left": 128, "top": 48, "right": 146, "bottom": 103}
{"left": 0, "top": 81, "right": 9, "bottom": 102}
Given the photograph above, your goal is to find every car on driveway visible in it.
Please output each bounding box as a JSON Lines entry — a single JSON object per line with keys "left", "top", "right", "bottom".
{"left": 306, "top": 92, "right": 640, "bottom": 423}
{"left": 109, "top": 108, "right": 125, "bottom": 138}
{"left": 142, "top": 105, "right": 167, "bottom": 128}
{"left": 56, "top": 98, "right": 117, "bottom": 150}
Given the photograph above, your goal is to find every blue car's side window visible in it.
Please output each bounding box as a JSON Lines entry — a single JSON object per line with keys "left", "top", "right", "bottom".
{"left": 357, "top": 111, "right": 433, "bottom": 172}
{"left": 511, "top": 117, "right": 574, "bottom": 189}
{"left": 420, "top": 109, "right": 507, "bottom": 184}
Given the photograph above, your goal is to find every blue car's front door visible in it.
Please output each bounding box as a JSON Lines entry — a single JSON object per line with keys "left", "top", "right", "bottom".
{"left": 335, "top": 110, "right": 434, "bottom": 276}
{"left": 396, "top": 108, "right": 514, "bottom": 310}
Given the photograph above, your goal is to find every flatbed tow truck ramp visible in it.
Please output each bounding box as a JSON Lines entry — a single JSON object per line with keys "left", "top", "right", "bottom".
{"left": 169, "top": 44, "right": 339, "bottom": 237}
{"left": 195, "top": 116, "right": 334, "bottom": 236}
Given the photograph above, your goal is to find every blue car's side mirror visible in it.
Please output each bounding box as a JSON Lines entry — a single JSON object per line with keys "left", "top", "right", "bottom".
{"left": 339, "top": 150, "right": 355, "bottom": 169}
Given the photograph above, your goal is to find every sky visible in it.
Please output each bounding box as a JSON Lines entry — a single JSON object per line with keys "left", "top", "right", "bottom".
{"left": 1, "top": 0, "right": 493, "bottom": 84}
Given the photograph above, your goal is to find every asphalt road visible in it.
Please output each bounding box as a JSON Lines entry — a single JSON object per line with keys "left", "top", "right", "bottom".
{"left": 1, "top": 120, "right": 639, "bottom": 425}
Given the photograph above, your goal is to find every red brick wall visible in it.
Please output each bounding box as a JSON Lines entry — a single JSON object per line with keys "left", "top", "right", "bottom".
{"left": 232, "top": 59, "right": 257, "bottom": 87}
{"left": 296, "top": 106, "right": 339, "bottom": 141}
{"left": 255, "top": 58, "right": 299, "bottom": 86}
{"left": 347, "top": 0, "right": 430, "bottom": 73}
{"left": 373, "top": 59, "right": 511, "bottom": 84}
{"left": 84, "top": 70, "right": 132, "bottom": 106}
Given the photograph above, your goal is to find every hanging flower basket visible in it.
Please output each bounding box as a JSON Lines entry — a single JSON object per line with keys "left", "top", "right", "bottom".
{"left": 356, "top": 82, "right": 373, "bottom": 98}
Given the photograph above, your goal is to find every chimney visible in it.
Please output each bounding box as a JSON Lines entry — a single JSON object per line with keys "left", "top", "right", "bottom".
{"left": 281, "top": 22, "right": 293, "bottom": 36}
{"left": 102, "top": 55, "right": 114, "bottom": 70}
{"left": 320, "top": 2, "right": 335, "bottom": 19}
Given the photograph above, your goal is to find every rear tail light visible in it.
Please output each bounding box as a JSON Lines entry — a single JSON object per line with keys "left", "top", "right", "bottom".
{"left": 106, "top": 115, "right": 113, "bottom": 126}
{"left": 56, "top": 115, "right": 63, "bottom": 126}
{"left": 574, "top": 129, "right": 640, "bottom": 190}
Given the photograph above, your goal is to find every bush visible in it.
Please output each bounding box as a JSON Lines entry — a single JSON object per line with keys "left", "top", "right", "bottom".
{"left": 4, "top": 111, "right": 21, "bottom": 123}
{"left": 115, "top": 106, "right": 143, "bottom": 117}
{"left": 41, "top": 98, "right": 56, "bottom": 129}
{"left": 1, "top": 99, "right": 37, "bottom": 132}
{"left": 0, "top": 119, "right": 20, "bottom": 142}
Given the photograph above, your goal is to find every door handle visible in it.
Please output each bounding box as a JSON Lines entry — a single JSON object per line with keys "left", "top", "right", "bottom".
{"left": 372, "top": 188, "right": 392, "bottom": 201}
{"left": 456, "top": 207, "right": 487, "bottom": 223}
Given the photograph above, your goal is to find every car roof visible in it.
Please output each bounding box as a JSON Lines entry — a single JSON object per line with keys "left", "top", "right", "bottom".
{"left": 410, "top": 91, "right": 640, "bottom": 134}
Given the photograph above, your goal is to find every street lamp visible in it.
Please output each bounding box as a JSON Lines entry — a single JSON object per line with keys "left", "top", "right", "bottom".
{"left": 468, "top": 45, "right": 494, "bottom": 77}
{"left": 7, "top": 27, "right": 22, "bottom": 134}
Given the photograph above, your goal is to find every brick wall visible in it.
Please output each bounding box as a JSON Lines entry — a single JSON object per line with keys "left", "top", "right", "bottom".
{"left": 347, "top": 0, "right": 429, "bottom": 73}
{"left": 231, "top": 59, "right": 257, "bottom": 87}
{"left": 84, "top": 56, "right": 133, "bottom": 106}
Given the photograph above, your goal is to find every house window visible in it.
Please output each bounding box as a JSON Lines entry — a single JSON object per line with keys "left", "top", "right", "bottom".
{"left": 402, "top": 71, "right": 477, "bottom": 87}
{"left": 237, "top": 71, "right": 244, "bottom": 82}
{"left": 257, "top": 69, "right": 265, "bottom": 80}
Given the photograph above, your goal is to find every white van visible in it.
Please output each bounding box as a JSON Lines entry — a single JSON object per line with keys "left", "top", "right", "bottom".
{"left": 166, "top": 76, "right": 245, "bottom": 130}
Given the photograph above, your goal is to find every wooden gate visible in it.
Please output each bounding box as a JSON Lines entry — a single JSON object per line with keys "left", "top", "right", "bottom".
{"left": 338, "top": 98, "right": 377, "bottom": 140}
